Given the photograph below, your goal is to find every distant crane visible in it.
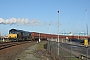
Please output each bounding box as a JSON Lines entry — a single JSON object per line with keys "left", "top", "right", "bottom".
{"left": 60, "top": 29, "right": 73, "bottom": 35}
{"left": 74, "top": 30, "right": 86, "bottom": 36}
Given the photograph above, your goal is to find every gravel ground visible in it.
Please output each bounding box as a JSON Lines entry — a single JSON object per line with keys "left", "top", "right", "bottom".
{"left": 0, "top": 41, "right": 36, "bottom": 60}
{"left": 15, "top": 41, "right": 53, "bottom": 60}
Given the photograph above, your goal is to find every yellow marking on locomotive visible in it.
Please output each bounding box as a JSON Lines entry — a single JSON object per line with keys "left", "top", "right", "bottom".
{"left": 8, "top": 34, "right": 17, "bottom": 38}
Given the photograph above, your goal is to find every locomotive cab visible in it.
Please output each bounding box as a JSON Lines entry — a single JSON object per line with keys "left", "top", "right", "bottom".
{"left": 8, "top": 29, "right": 18, "bottom": 41}
{"left": 8, "top": 29, "right": 32, "bottom": 41}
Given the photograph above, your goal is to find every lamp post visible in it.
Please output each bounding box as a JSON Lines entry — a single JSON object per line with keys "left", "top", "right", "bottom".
{"left": 57, "top": 10, "right": 60, "bottom": 56}
{"left": 85, "top": 9, "right": 88, "bottom": 37}
{"left": 85, "top": 9, "right": 88, "bottom": 60}
{"left": 58, "top": 10, "right": 60, "bottom": 42}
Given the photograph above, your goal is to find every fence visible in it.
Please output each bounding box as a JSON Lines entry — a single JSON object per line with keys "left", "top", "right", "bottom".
{"left": 47, "top": 38, "right": 90, "bottom": 60}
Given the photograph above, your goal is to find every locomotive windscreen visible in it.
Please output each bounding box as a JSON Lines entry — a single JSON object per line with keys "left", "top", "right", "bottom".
{"left": 9, "top": 29, "right": 19, "bottom": 34}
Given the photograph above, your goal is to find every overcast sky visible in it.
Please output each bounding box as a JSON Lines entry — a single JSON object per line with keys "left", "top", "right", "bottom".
{"left": 0, "top": 0, "right": 90, "bottom": 36}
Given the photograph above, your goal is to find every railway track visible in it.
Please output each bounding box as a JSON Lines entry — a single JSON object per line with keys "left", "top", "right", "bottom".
{"left": 0, "top": 41, "right": 31, "bottom": 50}
{"left": 0, "top": 41, "right": 36, "bottom": 60}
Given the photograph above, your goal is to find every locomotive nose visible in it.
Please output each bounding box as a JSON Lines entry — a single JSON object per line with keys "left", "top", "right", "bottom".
{"left": 8, "top": 34, "right": 17, "bottom": 38}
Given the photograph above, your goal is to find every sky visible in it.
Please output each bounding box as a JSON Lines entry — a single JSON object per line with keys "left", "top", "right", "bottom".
{"left": 0, "top": 0, "right": 90, "bottom": 36}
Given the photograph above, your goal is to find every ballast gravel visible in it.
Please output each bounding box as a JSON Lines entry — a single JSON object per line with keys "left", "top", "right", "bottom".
{"left": 15, "top": 41, "right": 52, "bottom": 60}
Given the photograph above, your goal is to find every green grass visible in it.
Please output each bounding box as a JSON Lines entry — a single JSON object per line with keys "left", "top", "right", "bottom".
{"left": 36, "top": 41, "right": 47, "bottom": 50}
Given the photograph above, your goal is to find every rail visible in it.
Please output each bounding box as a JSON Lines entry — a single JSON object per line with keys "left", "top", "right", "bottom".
{"left": 0, "top": 41, "right": 31, "bottom": 50}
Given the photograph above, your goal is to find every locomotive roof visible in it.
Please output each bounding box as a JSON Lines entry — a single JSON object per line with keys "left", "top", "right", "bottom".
{"left": 9, "top": 29, "right": 31, "bottom": 33}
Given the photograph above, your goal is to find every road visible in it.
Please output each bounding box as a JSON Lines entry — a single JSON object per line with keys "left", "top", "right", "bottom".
{"left": 60, "top": 42, "right": 90, "bottom": 58}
